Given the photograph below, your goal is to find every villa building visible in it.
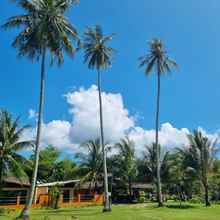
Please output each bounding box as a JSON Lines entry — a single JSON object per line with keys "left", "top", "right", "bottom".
{"left": 0, "top": 177, "right": 103, "bottom": 208}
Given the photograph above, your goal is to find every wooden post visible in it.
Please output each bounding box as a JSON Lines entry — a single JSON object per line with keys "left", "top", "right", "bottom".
{"left": 59, "top": 194, "right": 63, "bottom": 204}
{"left": 16, "top": 195, "right": 21, "bottom": 207}
{"left": 77, "top": 194, "right": 81, "bottom": 203}
{"left": 93, "top": 193, "right": 97, "bottom": 202}
{"left": 69, "top": 190, "right": 74, "bottom": 204}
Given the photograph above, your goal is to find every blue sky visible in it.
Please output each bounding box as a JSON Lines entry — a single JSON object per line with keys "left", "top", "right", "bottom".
{"left": 1, "top": 0, "right": 220, "bottom": 151}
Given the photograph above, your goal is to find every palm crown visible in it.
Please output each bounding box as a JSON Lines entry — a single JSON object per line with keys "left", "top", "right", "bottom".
{"left": 187, "top": 130, "right": 218, "bottom": 175}
{"left": 0, "top": 111, "right": 33, "bottom": 182}
{"left": 2, "top": 0, "right": 80, "bottom": 64}
{"left": 83, "top": 25, "right": 114, "bottom": 70}
{"left": 139, "top": 39, "right": 178, "bottom": 75}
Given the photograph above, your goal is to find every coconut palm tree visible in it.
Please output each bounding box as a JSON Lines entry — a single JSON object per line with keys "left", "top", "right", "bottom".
{"left": 2, "top": 1, "right": 80, "bottom": 218}
{"left": 115, "top": 137, "right": 137, "bottom": 201}
{"left": 83, "top": 25, "right": 115, "bottom": 212}
{"left": 184, "top": 130, "right": 218, "bottom": 206}
{"left": 139, "top": 39, "right": 178, "bottom": 206}
{"left": 0, "top": 110, "right": 33, "bottom": 187}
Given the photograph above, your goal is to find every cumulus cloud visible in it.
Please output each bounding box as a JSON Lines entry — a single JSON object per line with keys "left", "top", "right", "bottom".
{"left": 65, "top": 85, "right": 134, "bottom": 143}
{"left": 128, "top": 123, "right": 190, "bottom": 154}
{"left": 22, "top": 85, "right": 220, "bottom": 155}
{"left": 22, "top": 120, "right": 73, "bottom": 149}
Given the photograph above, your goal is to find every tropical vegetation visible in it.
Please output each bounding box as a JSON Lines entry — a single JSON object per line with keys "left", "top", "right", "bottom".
{"left": 1, "top": 0, "right": 220, "bottom": 220}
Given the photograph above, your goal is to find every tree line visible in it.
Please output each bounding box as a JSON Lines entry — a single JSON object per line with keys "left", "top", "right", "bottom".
{"left": 1, "top": 110, "right": 220, "bottom": 210}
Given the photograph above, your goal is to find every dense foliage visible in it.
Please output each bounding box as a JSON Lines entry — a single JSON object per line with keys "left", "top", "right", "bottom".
{"left": 1, "top": 111, "right": 220, "bottom": 207}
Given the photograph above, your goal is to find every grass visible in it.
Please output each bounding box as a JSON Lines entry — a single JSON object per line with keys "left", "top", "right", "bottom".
{"left": 1, "top": 203, "right": 220, "bottom": 220}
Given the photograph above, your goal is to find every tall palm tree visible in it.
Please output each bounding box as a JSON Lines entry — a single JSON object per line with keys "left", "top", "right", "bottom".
{"left": 139, "top": 39, "right": 178, "bottom": 206}
{"left": 0, "top": 110, "right": 33, "bottom": 186}
{"left": 83, "top": 25, "right": 115, "bottom": 212}
{"left": 185, "top": 130, "right": 218, "bottom": 206}
{"left": 2, "top": 1, "right": 80, "bottom": 219}
{"left": 115, "top": 137, "right": 137, "bottom": 200}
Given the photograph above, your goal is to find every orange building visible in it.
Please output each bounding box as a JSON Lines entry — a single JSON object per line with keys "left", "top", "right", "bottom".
{"left": 0, "top": 177, "right": 103, "bottom": 208}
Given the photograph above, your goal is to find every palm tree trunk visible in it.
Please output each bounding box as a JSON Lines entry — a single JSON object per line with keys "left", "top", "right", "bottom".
{"left": 203, "top": 180, "right": 210, "bottom": 207}
{"left": 21, "top": 47, "right": 46, "bottom": 220}
{"left": 128, "top": 177, "right": 132, "bottom": 202}
{"left": 155, "top": 70, "right": 163, "bottom": 207}
{"left": 97, "top": 69, "right": 111, "bottom": 212}
{"left": 0, "top": 154, "right": 3, "bottom": 189}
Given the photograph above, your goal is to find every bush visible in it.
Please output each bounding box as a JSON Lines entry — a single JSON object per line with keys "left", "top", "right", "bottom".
{"left": 188, "top": 197, "right": 202, "bottom": 204}
{"left": 48, "top": 185, "right": 62, "bottom": 209}
{"left": 138, "top": 191, "right": 146, "bottom": 203}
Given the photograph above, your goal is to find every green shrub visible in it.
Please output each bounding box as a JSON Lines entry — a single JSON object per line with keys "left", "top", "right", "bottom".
{"left": 188, "top": 197, "right": 202, "bottom": 204}
{"left": 138, "top": 191, "right": 146, "bottom": 203}
{"left": 48, "top": 184, "right": 62, "bottom": 209}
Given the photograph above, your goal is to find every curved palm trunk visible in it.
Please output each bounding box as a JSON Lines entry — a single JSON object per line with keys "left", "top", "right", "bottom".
{"left": 155, "top": 70, "right": 163, "bottom": 207}
{"left": 21, "top": 47, "right": 46, "bottom": 220}
{"left": 97, "top": 70, "right": 111, "bottom": 212}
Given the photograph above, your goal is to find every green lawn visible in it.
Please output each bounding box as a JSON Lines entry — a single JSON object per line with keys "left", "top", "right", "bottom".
{"left": 1, "top": 203, "right": 220, "bottom": 220}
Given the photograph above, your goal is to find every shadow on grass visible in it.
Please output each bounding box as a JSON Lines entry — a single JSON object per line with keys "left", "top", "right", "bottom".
{"left": 166, "top": 204, "right": 195, "bottom": 209}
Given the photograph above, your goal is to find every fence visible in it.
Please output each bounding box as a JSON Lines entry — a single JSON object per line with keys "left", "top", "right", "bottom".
{"left": 0, "top": 193, "right": 104, "bottom": 209}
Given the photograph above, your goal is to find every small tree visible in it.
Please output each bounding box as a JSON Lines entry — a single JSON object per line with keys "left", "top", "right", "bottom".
{"left": 115, "top": 137, "right": 137, "bottom": 201}
{"left": 183, "top": 130, "right": 218, "bottom": 206}
{"left": 78, "top": 139, "right": 104, "bottom": 193}
{"left": 144, "top": 143, "right": 170, "bottom": 201}
{"left": 48, "top": 184, "right": 62, "bottom": 209}
{"left": 0, "top": 110, "right": 33, "bottom": 187}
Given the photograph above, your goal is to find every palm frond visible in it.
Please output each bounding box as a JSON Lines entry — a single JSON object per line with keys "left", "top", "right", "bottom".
{"left": 139, "top": 38, "right": 178, "bottom": 76}
{"left": 83, "top": 25, "right": 115, "bottom": 70}
{"left": 3, "top": 0, "right": 80, "bottom": 65}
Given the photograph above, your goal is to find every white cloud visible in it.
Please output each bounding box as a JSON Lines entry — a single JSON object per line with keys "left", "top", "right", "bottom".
{"left": 128, "top": 123, "right": 190, "bottom": 154}
{"left": 22, "top": 120, "right": 74, "bottom": 150}
{"left": 40, "top": 120, "right": 73, "bottom": 149}
{"left": 22, "top": 85, "right": 220, "bottom": 155}
{"left": 66, "top": 85, "right": 134, "bottom": 143}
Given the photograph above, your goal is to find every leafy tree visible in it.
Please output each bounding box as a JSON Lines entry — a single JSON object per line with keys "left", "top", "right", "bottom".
{"left": 139, "top": 39, "right": 178, "bottom": 206}
{"left": 115, "top": 137, "right": 137, "bottom": 200}
{"left": 167, "top": 152, "right": 197, "bottom": 204}
{"left": 48, "top": 184, "right": 62, "bottom": 209}
{"left": 144, "top": 144, "right": 170, "bottom": 184}
{"left": 0, "top": 110, "right": 33, "bottom": 186}
{"left": 3, "top": 1, "right": 80, "bottom": 218}
{"left": 33, "top": 146, "right": 60, "bottom": 182}
{"left": 29, "top": 146, "right": 79, "bottom": 182}
{"left": 209, "top": 160, "right": 220, "bottom": 201}
{"left": 187, "top": 130, "right": 218, "bottom": 206}
{"left": 51, "top": 158, "right": 79, "bottom": 181}
{"left": 83, "top": 25, "right": 115, "bottom": 212}
{"left": 78, "top": 139, "right": 105, "bottom": 192}
{"left": 144, "top": 143, "right": 170, "bottom": 199}
{"left": 135, "top": 159, "right": 150, "bottom": 183}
